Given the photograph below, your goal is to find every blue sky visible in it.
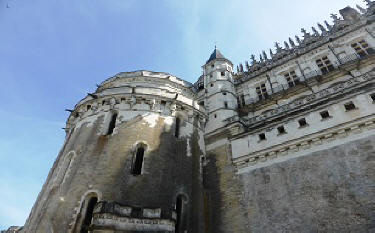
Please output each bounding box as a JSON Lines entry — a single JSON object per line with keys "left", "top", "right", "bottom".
{"left": 0, "top": 0, "right": 365, "bottom": 229}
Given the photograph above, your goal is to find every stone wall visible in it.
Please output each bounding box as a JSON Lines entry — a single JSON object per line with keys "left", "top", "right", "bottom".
{"left": 239, "top": 134, "right": 375, "bottom": 232}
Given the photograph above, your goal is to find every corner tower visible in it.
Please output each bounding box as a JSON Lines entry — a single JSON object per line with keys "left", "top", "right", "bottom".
{"left": 21, "top": 71, "right": 206, "bottom": 233}
{"left": 203, "top": 48, "right": 238, "bottom": 133}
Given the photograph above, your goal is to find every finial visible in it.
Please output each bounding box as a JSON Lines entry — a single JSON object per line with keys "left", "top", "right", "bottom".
{"left": 269, "top": 48, "right": 274, "bottom": 58}
{"left": 275, "top": 42, "right": 282, "bottom": 52}
{"left": 239, "top": 63, "right": 244, "bottom": 72}
{"left": 312, "top": 27, "right": 319, "bottom": 36}
{"left": 301, "top": 28, "right": 311, "bottom": 38}
{"left": 284, "top": 41, "right": 290, "bottom": 50}
{"left": 318, "top": 23, "right": 327, "bottom": 33}
{"left": 325, "top": 20, "right": 333, "bottom": 30}
{"left": 259, "top": 54, "right": 264, "bottom": 62}
{"left": 289, "top": 37, "right": 296, "bottom": 48}
{"left": 214, "top": 41, "right": 217, "bottom": 50}
{"left": 295, "top": 35, "right": 302, "bottom": 44}
{"left": 250, "top": 54, "right": 256, "bottom": 64}
{"left": 262, "top": 50, "right": 268, "bottom": 60}
{"left": 331, "top": 13, "right": 339, "bottom": 22}
{"left": 245, "top": 61, "right": 250, "bottom": 71}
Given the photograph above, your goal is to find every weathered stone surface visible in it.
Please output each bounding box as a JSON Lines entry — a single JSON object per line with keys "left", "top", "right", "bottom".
{"left": 239, "top": 135, "right": 375, "bottom": 232}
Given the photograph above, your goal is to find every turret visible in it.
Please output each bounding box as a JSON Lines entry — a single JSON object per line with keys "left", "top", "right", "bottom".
{"left": 203, "top": 48, "right": 238, "bottom": 133}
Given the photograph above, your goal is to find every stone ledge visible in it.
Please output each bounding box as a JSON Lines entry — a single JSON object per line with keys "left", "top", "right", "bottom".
{"left": 91, "top": 213, "right": 175, "bottom": 232}
{"left": 234, "top": 115, "right": 375, "bottom": 170}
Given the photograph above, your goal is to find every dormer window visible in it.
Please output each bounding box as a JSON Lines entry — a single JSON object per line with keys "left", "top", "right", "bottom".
{"left": 351, "top": 39, "right": 374, "bottom": 58}
{"left": 316, "top": 56, "right": 334, "bottom": 74}
{"left": 284, "top": 70, "right": 300, "bottom": 88}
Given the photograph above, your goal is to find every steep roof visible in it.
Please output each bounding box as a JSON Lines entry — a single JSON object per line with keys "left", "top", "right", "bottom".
{"left": 206, "top": 48, "right": 226, "bottom": 64}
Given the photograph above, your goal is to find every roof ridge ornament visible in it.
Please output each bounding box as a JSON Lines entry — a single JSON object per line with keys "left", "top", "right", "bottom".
{"left": 239, "top": 3, "right": 372, "bottom": 76}
{"left": 289, "top": 38, "right": 296, "bottom": 48}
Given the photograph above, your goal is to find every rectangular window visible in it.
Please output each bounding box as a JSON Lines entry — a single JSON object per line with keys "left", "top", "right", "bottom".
{"left": 277, "top": 126, "right": 286, "bottom": 135}
{"left": 316, "top": 56, "right": 335, "bottom": 74}
{"left": 298, "top": 118, "right": 308, "bottom": 127}
{"left": 284, "top": 70, "right": 300, "bottom": 88}
{"left": 320, "top": 110, "right": 331, "bottom": 120}
{"left": 351, "top": 40, "right": 374, "bottom": 58}
{"left": 344, "top": 101, "right": 356, "bottom": 111}
{"left": 258, "top": 133, "right": 266, "bottom": 141}
{"left": 224, "top": 101, "right": 228, "bottom": 109}
{"left": 221, "top": 71, "right": 225, "bottom": 76}
{"left": 256, "top": 83, "right": 268, "bottom": 101}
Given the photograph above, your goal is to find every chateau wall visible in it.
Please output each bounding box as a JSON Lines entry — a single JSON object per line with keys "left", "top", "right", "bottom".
{"left": 238, "top": 134, "right": 375, "bottom": 232}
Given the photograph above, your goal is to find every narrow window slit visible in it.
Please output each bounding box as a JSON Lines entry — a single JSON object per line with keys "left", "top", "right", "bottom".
{"left": 80, "top": 196, "right": 98, "bottom": 233}
{"left": 106, "top": 113, "right": 118, "bottom": 135}
{"left": 175, "top": 195, "right": 187, "bottom": 233}
{"left": 132, "top": 147, "right": 145, "bottom": 175}
{"left": 175, "top": 118, "right": 181, "bottom": 138}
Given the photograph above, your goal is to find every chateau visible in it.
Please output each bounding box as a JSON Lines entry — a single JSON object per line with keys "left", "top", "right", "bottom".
{"left": 5, "top": 2, "right": 375, "bottom": 233}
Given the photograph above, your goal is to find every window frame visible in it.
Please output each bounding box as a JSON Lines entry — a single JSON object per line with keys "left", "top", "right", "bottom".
{"left": 255, "top": 83, "right": 269, "bottom": 101}
{"left": 284, "top": 70, "right": 300, "bottom": 88}
{"left": 351, "top": 39, "right": 374, "bottom": 58}
{"left": 315, "top": 56, "right": 335, "bottom": 74}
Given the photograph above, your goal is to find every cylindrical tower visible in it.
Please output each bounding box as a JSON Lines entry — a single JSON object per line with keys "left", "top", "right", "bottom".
{"left": 22, "top": 71, "right": 206, "bottom": 233}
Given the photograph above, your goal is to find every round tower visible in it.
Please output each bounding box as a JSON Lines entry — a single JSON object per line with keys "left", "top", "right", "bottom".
{"left": 203, "top": 48, "right": 238, "bottom": 133}
{"left": 21, "top": 71, "right": 206, "bottom": 233}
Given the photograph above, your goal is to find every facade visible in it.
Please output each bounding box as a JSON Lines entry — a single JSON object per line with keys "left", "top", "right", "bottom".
{"left": 6, "top": 2, "right": 375, "bottom": 233}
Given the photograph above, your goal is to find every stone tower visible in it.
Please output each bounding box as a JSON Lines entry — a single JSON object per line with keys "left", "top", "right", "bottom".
{"left": 202, "top": 48, "right": 238, "bottom": 133}
{"left": 21, "top": 71, "right": 206, "bottom": 233}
